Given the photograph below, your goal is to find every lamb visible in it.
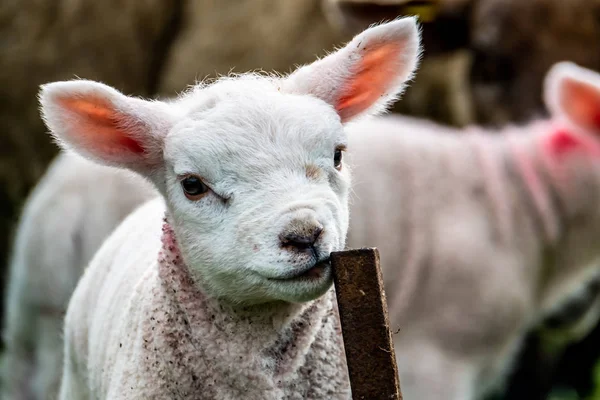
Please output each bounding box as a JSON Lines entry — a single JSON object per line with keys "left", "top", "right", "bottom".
{"left": 38, "top": 18, "right": 421, "bottom": 399}
{"left": 0, "top": 152, "right": 157, "bottom": 400}
{"left": 345, "top": 61, "right": 600, "bottom": 400}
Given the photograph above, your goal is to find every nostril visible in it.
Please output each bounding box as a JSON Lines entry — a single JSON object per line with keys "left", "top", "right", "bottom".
{"left": 280, "top": 226, "right": 323, "bottom": 250}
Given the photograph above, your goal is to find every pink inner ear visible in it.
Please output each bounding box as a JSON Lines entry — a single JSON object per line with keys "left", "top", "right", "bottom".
{"left": 336, "top": 42, "right": 403, "bottom": 121}
{"left": 58, "top": 96, "right": 145, "bottom": 154}
{"left": 560, "top": 79, "right": 600, "bottom": 132}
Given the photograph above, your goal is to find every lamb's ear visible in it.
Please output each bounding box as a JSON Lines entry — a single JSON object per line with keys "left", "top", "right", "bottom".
{"left": 282, "top": 17, "right": 421, "bottom": 123}
{"left": 545, "top": 61, "right": 600, "bottom": 134}
{"left": 39, "top": 80, "right": 176, "bottom": 174}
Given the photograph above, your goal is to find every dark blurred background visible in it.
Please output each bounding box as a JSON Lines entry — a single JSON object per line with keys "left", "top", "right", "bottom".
{"left": 1, "top": 1, "right": 600, "bottom": 399}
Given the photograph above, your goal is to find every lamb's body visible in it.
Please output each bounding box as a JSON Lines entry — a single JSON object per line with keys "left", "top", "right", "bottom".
{"left": 63, "top": 198, "right": 348, "bottom": 399}
{"left": 346, "top": 113, "right": 600, "bottom": 399}
{"left": 1, "top": 152, "right": 156, "bottom": 400}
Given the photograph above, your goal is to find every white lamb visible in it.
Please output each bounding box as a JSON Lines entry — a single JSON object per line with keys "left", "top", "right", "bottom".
{"left": 39, "top": 18, "right": 421, "bottom": 399}
{"left": 346, "top": 61, "right": 600, "bottom": 400}
{"left": 0, "top": 152, "right": 156, "bottom": 400}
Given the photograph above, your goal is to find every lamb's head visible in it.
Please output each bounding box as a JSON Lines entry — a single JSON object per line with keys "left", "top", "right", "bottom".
{"left": 38, "top": 18, "right": 421, "bottom": 305}
{"left": 532, "top": 62, "right": 600, "bottom": 311}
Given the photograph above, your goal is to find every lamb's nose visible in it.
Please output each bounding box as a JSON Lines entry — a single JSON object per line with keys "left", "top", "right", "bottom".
{"left": 280, "top": 221, "right": 323, "bottom": 251}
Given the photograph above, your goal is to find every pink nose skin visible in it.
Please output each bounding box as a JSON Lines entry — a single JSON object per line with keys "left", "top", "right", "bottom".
{"left": 279, "top": 220, "right": 323, "bottom": 252}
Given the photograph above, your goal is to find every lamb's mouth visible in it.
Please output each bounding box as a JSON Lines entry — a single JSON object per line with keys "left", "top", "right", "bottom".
{"left": 268, "top": 260, "right": 332, "bottom": 282}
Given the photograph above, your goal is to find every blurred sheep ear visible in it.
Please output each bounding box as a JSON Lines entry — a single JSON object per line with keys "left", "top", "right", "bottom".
{"left": 544, "top": 61, "right": 600, "bottom": 134}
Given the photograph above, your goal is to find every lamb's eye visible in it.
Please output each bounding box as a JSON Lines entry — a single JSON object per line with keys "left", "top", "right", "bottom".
{"left": 334, "top": 148, "right": 344, "bottom": 170}
{"left": 181, "top": 175, "right": 209, "bottom": 200}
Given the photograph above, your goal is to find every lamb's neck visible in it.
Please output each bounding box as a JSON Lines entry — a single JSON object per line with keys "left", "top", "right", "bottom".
{"left": 505, "top": 121, "right": 600, "bottom": 245}
{"left": 157, "top": 216, "right": 331, "bottom": 346}
{"left": 501, "top": 121, "right": 600, "bottom": 311}
{"left": 142, "top": 217, "right": 342, "bottom": 396}
{"left": 501, "top": 123, "right": 565, "bottom": 246}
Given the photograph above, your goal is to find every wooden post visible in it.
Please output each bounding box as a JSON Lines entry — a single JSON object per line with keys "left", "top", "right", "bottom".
{"left": 331, "top": 248, "right": 402, "bottom": 400}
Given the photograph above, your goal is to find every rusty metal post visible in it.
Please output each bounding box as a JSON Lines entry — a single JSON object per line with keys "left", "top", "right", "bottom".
{"left": 331, "top": 248, "right": 401, "bottom": 400}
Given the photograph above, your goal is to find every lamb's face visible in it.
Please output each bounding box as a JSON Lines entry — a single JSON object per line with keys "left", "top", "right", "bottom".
{"left": 163, "top": 82, "right": 350, "bottom": 303}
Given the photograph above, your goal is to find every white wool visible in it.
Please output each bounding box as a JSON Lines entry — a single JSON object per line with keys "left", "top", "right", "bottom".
{"left": 37, "top": 18, "right": 422, "bottom": 399}
{"left": 0, "top": 151, "right": 156, "bottom": 400}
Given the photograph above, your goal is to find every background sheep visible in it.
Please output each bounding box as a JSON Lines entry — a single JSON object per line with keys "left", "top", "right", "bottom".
{"left": 467, "top": 0, "right": 600, "bottom": 396}
{"left": 346, "top": 62, "right": 600, "bottom": 399}
{"left": 39, "top": 18, "right": 421, "bottom": 399}
{"left": 325, "top": 1, "right": 600, "bottom": 396}
{"left": 0, "top": 152, "right": 156, "bottom": 400}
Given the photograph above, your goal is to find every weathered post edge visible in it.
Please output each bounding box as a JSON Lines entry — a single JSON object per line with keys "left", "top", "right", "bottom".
{"left": 331, "top": 248, "right": 402, "bottom": 400}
